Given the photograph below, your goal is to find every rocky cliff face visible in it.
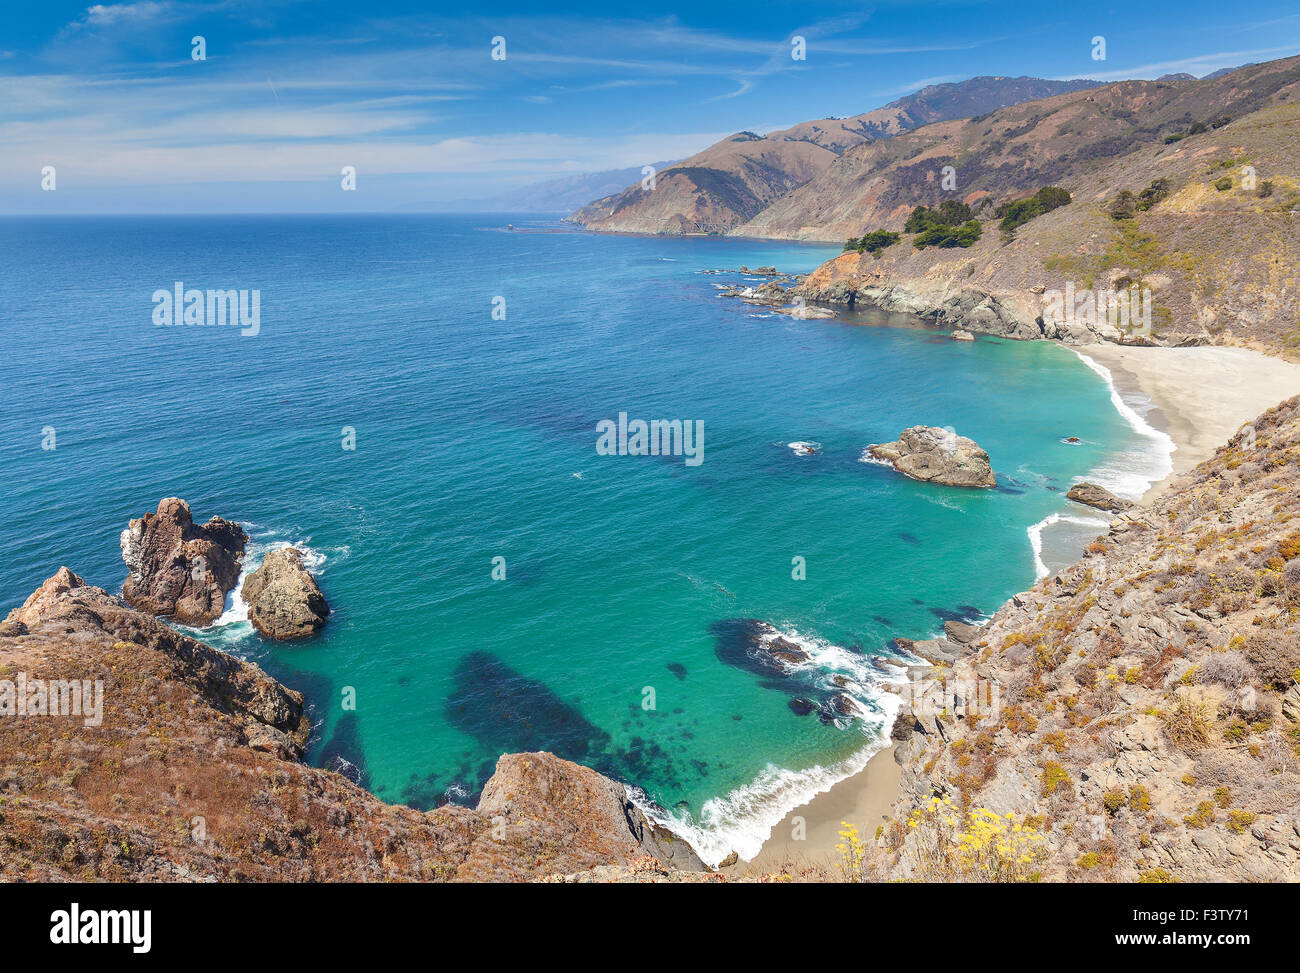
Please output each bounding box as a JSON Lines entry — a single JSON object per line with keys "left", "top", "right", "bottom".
{"left": 120, "top": 497, "right": 247, "bottom": 625}
{"left": 0, "top": 570, "right": 705, "bottom": 881}
{"left": 881, "top": 395, "right": 1300, "bottom": 882}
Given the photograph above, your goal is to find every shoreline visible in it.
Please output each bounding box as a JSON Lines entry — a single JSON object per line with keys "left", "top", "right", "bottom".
{"left": 737, "top": 340, "right": 1300, "bottom": 872}
{"left": 1075, "top": 344, "right": 1300, "bottom": 504}
{"left": 722, "top": 745, "right": 901, "bottom": 877}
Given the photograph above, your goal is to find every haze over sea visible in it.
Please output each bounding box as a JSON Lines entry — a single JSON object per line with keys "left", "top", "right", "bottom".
{"left": 0, "top": 214, "right": 1171, "bottom": 862}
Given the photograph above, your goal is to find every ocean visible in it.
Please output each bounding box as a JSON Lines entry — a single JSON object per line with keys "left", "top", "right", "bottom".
{"left": 0, "top": 213, "right": 1172, "bottom": 863}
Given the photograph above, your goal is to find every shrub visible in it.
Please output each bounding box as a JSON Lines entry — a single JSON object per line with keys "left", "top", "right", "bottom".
{"left": 914, "top": 220, "right": 982, "bottom": 249}
{"left": 1103, "top": 788, "right": 1126, "bottom": 814}
{"left": 1195, "top": 650, "right": 1253, "bottom": 691}
{"left": 1214, "top": 176, "right": 1233, "bottom": 192}
{"left": 1135, "top": 178, "right": 1171, "bottom": 212}
{"left": 1243, "top": 632, "right": 1300, "bottom": 691}
{"left": 1042, "top": 760, "right": 1072, "bottom": 797}
{"left": 1139, "top": 867, "right": 1175, "bottom": 883}
{"left": 1213, "top": 786, "right": 1233, "bottom": 808}
{"left": 856, "top": 229, "right": 901, "bottom": 255}
{"left": 997, "top": 185, "right": 1071, "bottom": 237}
{"left": 1226, "top": 810, "right": 1256, "bottom": 834}
{"left": 1109, "top": 190, "right": 1136, "bottom": 220}
{"left": 1161, "top": 688, "right": 1216, "bottom": 750}
{"left": 1184, "top": 800, "right": 1216, "bottom": 828}
{"left": 1129, "top": 784, "right": 1151, "bottom": 812}
{"left": 1077, "top": 851, "right": 1101, "bottom": 869}
{"left": 905, "top": 202, "right": 982, "bottom": 249}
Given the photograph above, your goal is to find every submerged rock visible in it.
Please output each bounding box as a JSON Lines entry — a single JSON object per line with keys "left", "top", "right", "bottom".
{"left": 120, "top": 497, "right": 247, "bottom": 625}
{"left": 1066, "top": 481, "right": 1134, "bottom": 513}
{"left": 242, "top": 548, "right": 330, "bottom": 640}
{"left": 869, "top": 426, "right": 996, "bottom": 488}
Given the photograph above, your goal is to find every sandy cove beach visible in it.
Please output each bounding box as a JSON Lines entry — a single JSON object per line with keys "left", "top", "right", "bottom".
{"left": 735, "top": 342, "right": 1300, "bottom": 875}
{"left": 722, "top": 745, "right": 901, "bottom": 878}
{"left": 1080, "top": 344, "right": 1300, "bottom": 501}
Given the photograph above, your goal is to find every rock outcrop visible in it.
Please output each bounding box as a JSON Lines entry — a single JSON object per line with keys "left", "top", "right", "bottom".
{"left": 869, "top": 426, "right": 996, "bottom": 487}
{"left": 120, "top": 497, "right": 246, "bottom": 625}
{"left": 0, "top": 569, "right": 708, "bottom": 882}
{"left": 881, "top": 395, "right": 1300, "bottom": 882}
{"left": 1066, "top": 481, "right": 1134, "bottom": 513}
{"left": 242, "top": 548, "right": 330, "bottom": 640}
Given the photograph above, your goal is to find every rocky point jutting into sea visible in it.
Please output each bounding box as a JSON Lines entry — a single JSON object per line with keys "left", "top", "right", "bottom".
{"left": 0, "top": 558, "right": 707, "bottom": 881}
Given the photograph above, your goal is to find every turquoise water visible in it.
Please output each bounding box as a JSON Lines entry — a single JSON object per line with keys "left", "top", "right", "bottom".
{"left": 0, "top": 214, "right": 1160, "bottom": 861}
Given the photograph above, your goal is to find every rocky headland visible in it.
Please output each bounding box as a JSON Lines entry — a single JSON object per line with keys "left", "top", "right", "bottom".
{"left": 0, "top": 567, "right": 706, "bottom": 881}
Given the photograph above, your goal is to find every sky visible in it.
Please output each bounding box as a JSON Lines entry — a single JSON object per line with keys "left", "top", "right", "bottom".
{"left": 3, "top": 0, "right": 1299, "bottom": 213}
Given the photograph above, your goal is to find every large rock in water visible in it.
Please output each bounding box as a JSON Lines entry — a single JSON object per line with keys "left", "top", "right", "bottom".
{"left": 241, "top": 548, "right": 329, "bottom": 640}
{"left": 869, "top": 426, "right": 996, "bottom": 488}
{"left": 120, "top": 497, "right": 247, "bottom": 625}
{"left": 1066, "top": 481, "right": 1134, "bottom": 512}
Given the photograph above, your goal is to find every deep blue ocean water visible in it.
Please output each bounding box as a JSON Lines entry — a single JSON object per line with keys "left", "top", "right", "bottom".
{"left": 0, "top": 214, "right": 1168, "bottom": 861}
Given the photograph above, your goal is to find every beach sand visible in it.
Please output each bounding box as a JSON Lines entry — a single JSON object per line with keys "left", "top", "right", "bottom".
{"left": 739, "top": 343, "right": 1300, "bottom": 872}
{"left": 725, "top": 745, "right": 901, "bottom": 877}
{"left": 1079, "top": 344, "right": 1300, "bottom": 501}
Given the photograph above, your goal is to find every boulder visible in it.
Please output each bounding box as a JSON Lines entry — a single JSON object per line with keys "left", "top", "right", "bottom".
{"left": 242, "top": 548, "right": 330, "bottom": 640}
{"left": 120, "top": 498, "right": 247, "bottom": 625}
{"left": 944, "top": 620, "right": 982, "bottom": 644}
{"left": 1066, "top": 482, "right": 1134, "bottom": 513}
{"left": 951, "top": 329, "right": 975, "bottom": 341}
{"left": 869, "top": 426, "right": 996, "bottom": 488}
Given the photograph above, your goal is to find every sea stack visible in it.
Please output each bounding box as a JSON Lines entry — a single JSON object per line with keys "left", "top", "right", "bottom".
{"left": 242, "top": 548, "right": 330, "bottom": 640}
{"left": 120, "top": 497, "right": 247, "bottom": 625}
{"left": 868, "top": 426, "right": 996, "bottom": 488}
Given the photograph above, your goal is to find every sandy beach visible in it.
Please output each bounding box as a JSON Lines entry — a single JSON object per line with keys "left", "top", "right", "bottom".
{"left": 725, "top": 745, "right": 901, "bottom": 877}
{"left": 1079, "top": 344, "right": 1300, "bottom": 501}
{"left": 737, "top": 343, "right": 1300, "bottom": 873}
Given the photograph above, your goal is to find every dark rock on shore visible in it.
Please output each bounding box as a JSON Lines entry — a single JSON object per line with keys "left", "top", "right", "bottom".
{"left": 869, "top": 426, "right": 996, "bottom": 488}
{"left": 1066, "top": 481, "right": 1134, "bottom": 512}
{"left": 242, "top": 548, "right": 330, "bottom": 640}
{"left": 120, "top": 497, "right": 247, "bottom": 625}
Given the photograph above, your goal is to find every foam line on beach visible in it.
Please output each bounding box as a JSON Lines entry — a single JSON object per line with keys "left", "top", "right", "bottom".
{"left": 634, "top": 623, "right": 902, "bottom": 867}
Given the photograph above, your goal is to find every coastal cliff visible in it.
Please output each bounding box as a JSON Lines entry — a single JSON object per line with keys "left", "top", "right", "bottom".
{"left": 0, "top": 570, "right": 705, "bottom": 881}
{"left": 881, "top": 395, "right": 1300, "bottom": 882}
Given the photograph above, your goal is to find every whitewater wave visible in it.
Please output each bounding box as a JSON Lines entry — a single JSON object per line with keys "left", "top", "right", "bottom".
{"left": 1070, "top": 349, "right": 1175, "bottom": 500}
{"left": 638, "top": 729, "right": 896, "bottom": 867}
{"left": 857, "top": 446, "right": 893, "bottom": 468}
{"left": 180, "top": 526, "right": 342, "bottom": 640}
{"left": 638, "top": 623, "right": 903, "bottom": 866}
{"left": 787, "top": 440, "right": 820, "bottom": 455}
{"left": 1027, "top": 511, "right": 1110, "bottom": 579}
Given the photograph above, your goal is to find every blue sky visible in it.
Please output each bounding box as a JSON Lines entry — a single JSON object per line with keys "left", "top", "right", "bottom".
{"left": 3, "top": 0, "right": 1299, "bottom": 212}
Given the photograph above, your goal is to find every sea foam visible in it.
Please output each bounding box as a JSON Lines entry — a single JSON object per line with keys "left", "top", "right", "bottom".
{"left": 636, "top": 623, "right": 903, "bottom": 867}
